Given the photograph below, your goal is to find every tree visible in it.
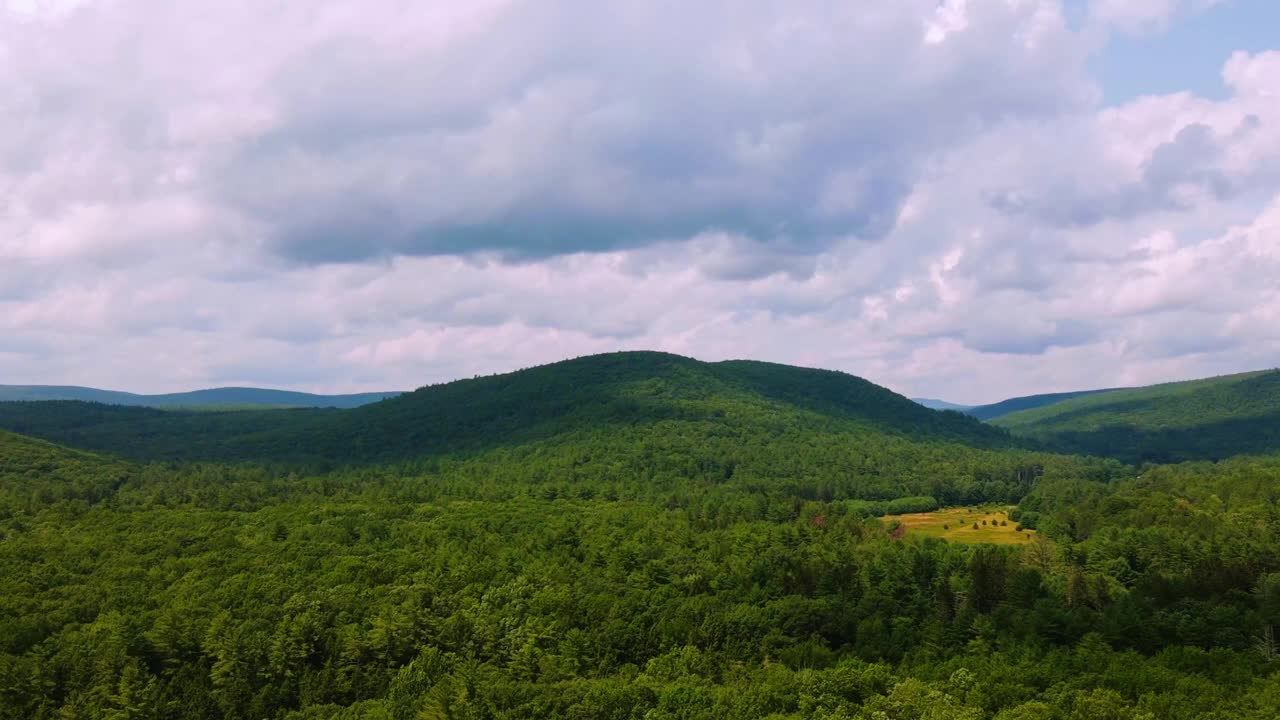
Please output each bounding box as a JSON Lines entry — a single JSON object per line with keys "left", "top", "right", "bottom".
{"left": 969, "top": 546, "right": 1009, "bottom": 613}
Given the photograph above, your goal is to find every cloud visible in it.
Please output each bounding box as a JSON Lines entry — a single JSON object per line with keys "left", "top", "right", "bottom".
{"left": 1088, "top": 0, "right": 1225, "bottom": 34}
{"left": 1, "top": 1, "right": 1278, "bottom": 405}
{"left": 979, "top": 54, "right": 1279, "bottom": 229}
{"left": 1, "top": 0, "right": 1094, "bottom": 266}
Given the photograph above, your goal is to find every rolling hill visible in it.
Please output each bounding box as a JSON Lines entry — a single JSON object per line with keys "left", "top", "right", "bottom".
{"left": 0, "top": 428, "right": 120, "bottom": 476}
{"left": 0, "top": 430, "right": 131, "bottom": 510}
{"left": 992, "top": 369, "right": 1280, "bottom": 462}
{"left": 0, "top": 352, "right": 1020, "bottom": 466}
{"left": 0, "top": 384, "right": 402, "bottom": 409}
{"left": 965, "top": 388, "right": 1124, "bottom": 421}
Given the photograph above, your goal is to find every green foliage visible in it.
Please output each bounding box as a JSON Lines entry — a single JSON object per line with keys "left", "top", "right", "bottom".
{"left": 886, "top": 496, "right": 941, "bottom": 515}
{"left": 1, "top": 430, "right": 1277, "bottom": 717}
{"left": 848, "top": 497, "right": 941, "bottom": 517}
{"left": 993, "top": 369, "right": 1280, "bottom": 463}
{"left": 0, "top": 430, "right": 132, "bottom": 516}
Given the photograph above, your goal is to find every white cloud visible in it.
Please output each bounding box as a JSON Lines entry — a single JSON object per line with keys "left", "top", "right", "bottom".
{"left": 1088, "top": 0, "right": 1225, "bottom": 34}
{"left": 0, "top": 1, "right": 1277, "bottom": 405}
{"left": 1, "top": 0, "right": 1093, "bottom": 266}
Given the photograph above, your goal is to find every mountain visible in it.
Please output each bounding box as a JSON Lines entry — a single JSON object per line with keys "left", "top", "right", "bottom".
{"left": 0, "top": 384, "right": 402, "bottom": 409}
{"left": 0, "top": 351, "right": 1018, "bottom": 465}
{"left": 911, "top": 398, "right": 972, "bottom": 412}
{"left": 965, "top": 388, "right": 1124, "bottom": 421}
{"left": 992, "top": 369, "right": 1280, "bottom": 462}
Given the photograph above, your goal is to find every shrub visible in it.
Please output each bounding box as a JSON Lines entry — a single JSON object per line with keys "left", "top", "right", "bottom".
{"left": 1017, "top": 511, "right": 1041, "bottom": 530}
{"left": 884, "top": 496, "right": 940, "bottom": 515}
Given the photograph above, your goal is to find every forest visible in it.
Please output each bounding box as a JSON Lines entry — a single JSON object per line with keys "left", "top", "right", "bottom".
{"left": 1, "top": 352, "right": 1278, "bottom": 718}
{"left": 991, "top": 370, "right": 1280, "bottom": 463}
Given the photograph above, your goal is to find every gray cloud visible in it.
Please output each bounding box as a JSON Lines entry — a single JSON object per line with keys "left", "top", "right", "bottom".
{"left": 960, "top": 317, "right": 1100, "bottom": 356}
{"left": 2, "top": 2, "right": 1279, "bottom": 405}
{"left": 986, "top": 112, "right": 1273, "bottom": 228}
{"left": 37, "top": 0, "right": 1087, "bottom": 264}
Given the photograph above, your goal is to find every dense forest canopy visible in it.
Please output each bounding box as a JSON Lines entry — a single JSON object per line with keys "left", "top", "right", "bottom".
{"left": 2, "top": 352, "right": 1279, "bottom": 718}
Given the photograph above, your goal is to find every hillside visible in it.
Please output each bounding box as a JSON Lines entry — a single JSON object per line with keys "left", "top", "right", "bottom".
{"left": 0, "top": 429, "right": 121, "bottom": 477}
{"left": 0, "top": 401, "right": 337, "bottom": 462}
{"left": 0, "top": 384, "right": 402, "bottom": 409}
{"left": 0, "top": 430, "right": 130, "bottom": 512}
{"left": 0, "top": 352, "right": 1019, "bottom": 466}
{"left": 993, "top": 369, "right": 1280, "bottom": 462}
{"left": 965, "top": 388, "right": 1122, "bottom": 421}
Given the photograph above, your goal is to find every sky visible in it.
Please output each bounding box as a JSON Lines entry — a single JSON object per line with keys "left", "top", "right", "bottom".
{"left": 2, "top": 0, "right": 1278, "bottom": 405}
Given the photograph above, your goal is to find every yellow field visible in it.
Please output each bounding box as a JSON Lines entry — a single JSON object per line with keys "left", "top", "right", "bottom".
{"left": 886, "top": 506, "right": 1034, "bottom": 545}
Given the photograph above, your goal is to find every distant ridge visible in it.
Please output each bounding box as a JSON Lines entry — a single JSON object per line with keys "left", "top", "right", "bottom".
{"left": 912, "top": 398, "right": 972, "bottom": 412}
{"left": 992, "top": 369, "right": 1280, "bottom": 462}
{"left": 0, "top": 384, "right": 403, "bottom": 409}
{"left": 966, "top": 388, "right": 1124, "bottom": 421}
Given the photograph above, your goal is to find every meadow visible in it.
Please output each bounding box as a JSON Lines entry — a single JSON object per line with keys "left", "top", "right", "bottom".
{"left": 886, "top": 505, "right": 1034, "bottom": 544}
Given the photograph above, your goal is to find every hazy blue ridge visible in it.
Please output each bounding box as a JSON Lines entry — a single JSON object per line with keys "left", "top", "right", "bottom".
{"left": 0, "top": 384, "right": 403, "bottom": 409}
{"left": 911, "top": 398, "right": 972, "bottom": 412}
{"left": 965, "top": 388, "right": 1124, "bottom": 421}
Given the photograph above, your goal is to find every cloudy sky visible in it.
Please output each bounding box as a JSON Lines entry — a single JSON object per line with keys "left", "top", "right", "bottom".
{"left": 2, "top": 0, "right": 1278, "bottom": 404}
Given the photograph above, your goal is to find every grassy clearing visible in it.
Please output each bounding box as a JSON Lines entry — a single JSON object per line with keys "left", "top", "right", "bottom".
{"left": 886, "top": 505, "right": 1034, "bottom": 545}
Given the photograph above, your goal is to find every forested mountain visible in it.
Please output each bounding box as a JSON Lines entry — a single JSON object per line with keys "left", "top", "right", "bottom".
{"left": 965, "top": 388, "right": 1123, "bottom": 421}
{"left": 0, "top": 352, "right": 1016, "bottom": 465}
{"left": 0, "top": 384, "right": 401, "bottom": 409}
{"left": 993, "top": 369, "right": 1280, "bottom": 463}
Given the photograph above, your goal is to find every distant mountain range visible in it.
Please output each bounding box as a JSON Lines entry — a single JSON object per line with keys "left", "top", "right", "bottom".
{"left": 910, "top": 398, "right": 972, "bottom": 412}
{"left": 911, "top": 390, "right": 1124, "bottom": 419}
{"left": 0, "top": 385, "right": 403, "bottom": 409}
